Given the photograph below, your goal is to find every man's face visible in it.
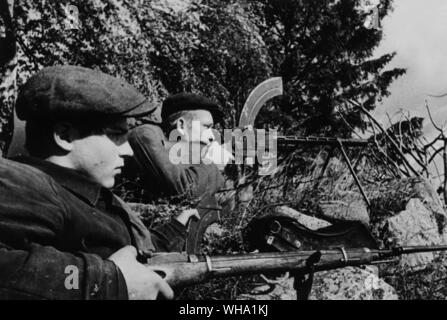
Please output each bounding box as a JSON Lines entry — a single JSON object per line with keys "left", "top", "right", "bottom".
{"left": 183, "top": 110, "right": 215, "bottom": 145}
{"left": 69, "top": 120, "right": 133, "bottom": 188}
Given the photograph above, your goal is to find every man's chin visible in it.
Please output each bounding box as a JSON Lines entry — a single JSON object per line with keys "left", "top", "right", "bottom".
{"left": 99, "top": 177, "right": 115, "bottom": 189}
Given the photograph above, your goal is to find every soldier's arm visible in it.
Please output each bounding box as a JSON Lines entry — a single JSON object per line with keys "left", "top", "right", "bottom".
{"left": 128, "top": 124, "right": 224, "bottom": 198}
{"left": 149, "top": 219, "right": 188, "bottom": 252}
{"left": 0, "top": 243, "right": 127, "bottom": 299}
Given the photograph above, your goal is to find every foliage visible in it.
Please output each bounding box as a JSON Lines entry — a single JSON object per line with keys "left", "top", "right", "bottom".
{"left": 1, "top": 0, "right": 272, "bottom": 129}
{"left": 12, "top": 0, "right": 165, "bottom": 106}
{"left": 249, "top": 0, "right": 406, "bottom": 136}
{"left": 128, "top": 0, "right": 273, "bottom": 126}
{"left": 1, "top": 0, "right": 404, "bottom": 152}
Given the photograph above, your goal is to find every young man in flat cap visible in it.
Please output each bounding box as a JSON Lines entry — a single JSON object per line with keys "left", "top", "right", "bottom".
{"left": 128, "top": 93, "right": 229, "bottom": 200}
{"left": 0, "top": 65, "right": 192, "bottom": 300}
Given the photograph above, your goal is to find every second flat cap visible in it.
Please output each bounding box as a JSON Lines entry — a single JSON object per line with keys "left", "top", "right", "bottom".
{"left": 16, "top": 65, "right": 156, "bottom": 121}
{"left": 161, "top": 93, "right": 224, "bottom": 123}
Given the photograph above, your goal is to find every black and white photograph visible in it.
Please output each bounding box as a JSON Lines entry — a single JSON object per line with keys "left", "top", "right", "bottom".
{"left": 1, "top": 0, "right": 447, "bottom": 307}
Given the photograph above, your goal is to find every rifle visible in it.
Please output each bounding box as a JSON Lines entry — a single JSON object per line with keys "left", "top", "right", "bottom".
{"left": 143, "top": 245, "right": 447, "bottom": 299}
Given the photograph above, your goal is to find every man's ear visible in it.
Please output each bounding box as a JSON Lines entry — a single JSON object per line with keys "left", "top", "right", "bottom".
{"left": 53, "top": 123, "right": 76, "bottom": 152}
{"left": 176, "top": 117, "right": 186, "bottom": 136}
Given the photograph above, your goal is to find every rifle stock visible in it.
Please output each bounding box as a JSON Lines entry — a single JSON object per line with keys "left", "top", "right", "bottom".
{"left": 145, "top": 245, "right": 447, "bottom": 289}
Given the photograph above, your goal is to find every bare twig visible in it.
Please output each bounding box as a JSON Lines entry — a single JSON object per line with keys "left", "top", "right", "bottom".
{"left": 425, "top": 100, "right": 443, "bottom": 132}
{"left": 350, "top": 99, "right": 421, "bottom": 178}
{"left": 423, "top": 133, "right": 442, "bottom": 152}
{"left": 368, "top": 117, "right": 404, "bottom": 178}
{"left": 428, "top": 147, "right": 443, "bottom": 165}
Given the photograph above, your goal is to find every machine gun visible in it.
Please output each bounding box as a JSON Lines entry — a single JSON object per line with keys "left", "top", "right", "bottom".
{"left": 143, "top": 245, "right": 447, "bottom": 300}
{"left": 235, "top": 77, "right": 372, "bottom": 205}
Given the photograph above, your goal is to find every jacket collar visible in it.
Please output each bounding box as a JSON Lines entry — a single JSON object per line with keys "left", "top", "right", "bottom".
{"left": 14, "top": 156, "right": 102, "bottom": 206}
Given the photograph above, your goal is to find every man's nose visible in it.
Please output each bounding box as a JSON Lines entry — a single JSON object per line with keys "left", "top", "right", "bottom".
{"left": 204, "top": 129, "right": 215, "bottom": 142}
{"left": 118, "top": 141, "right": 134, "bottom": 157}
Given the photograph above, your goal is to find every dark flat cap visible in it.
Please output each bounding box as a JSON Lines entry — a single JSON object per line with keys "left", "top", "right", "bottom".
{"left": 16, "top": 65, "right": 156, "bottom": 122}
{"left": 161, "top": 93, "right": 224, "bottom": 123}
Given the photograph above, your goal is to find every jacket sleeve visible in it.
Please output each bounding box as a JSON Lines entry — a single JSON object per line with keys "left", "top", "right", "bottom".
{"left": 128, "top": 124, "right": 224, "bottom": 199}
{"left": 149, "top": 220, "right": 188, "bottom": 253}
{"left": 0, "top": 243, "right": 128, "bottom": 300}
{"left": 117, "top": 195, "right": 187, "bottom": 253}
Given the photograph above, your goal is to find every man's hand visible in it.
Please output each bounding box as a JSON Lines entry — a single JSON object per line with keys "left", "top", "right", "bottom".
{"left": 202, "top": 141, "right": 234, "bottom": 170}
{"left": 175, "top": 208, "right": 200, "bottom": 226}
{"left": 108, "top": 246, "right": 174, "bottom": 300}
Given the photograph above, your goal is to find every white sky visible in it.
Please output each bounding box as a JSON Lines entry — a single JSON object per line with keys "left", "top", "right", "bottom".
{"left": 373, "top": 0, "right": 447, "bottom": 138}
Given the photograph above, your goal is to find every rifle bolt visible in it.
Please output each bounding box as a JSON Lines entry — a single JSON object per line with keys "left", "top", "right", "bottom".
{"left": 294, "top": 240, "right": 301, "bottom": 248}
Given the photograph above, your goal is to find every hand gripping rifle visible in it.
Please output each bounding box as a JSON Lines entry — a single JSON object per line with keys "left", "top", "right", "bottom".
{"left": 143, "top": 245, "right": 447, "bottom": 300}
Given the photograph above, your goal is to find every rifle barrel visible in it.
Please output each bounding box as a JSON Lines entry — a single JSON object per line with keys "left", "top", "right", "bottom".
{"left": 392, "top": 245, "right": 447, "bottom": 255}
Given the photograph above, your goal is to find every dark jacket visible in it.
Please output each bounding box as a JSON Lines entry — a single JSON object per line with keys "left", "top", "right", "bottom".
{"left": 0, "top": 156, "right": 187, "bottom": 300}
{"left": 128, "top": 124, "right": 224, "bottom": 200}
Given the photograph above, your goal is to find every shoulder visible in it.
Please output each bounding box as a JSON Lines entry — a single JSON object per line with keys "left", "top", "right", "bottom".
{"left": 1, "top": 157, "right": 57, "bottom": 186}
{"left": 130, "top": 124, "right": 165, "bottom": 140}
{"left": 0, "top": 157, "right": 69, "bottom": 228}
{"left": 0, "top": 157, "right": 67, "bottom": 204}
{"left": 129, "top": 124, "right": 167, "bottom": 150}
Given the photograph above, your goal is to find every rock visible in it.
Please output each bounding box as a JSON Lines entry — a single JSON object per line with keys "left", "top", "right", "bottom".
{"left": 310, "top": 267, "right": 398, "bottom": 300}
{"left": 368, "top": 177, "right": 447, "bottom": 270}
{"left": 273, "top": 206, "right": 332, "bottom": 230}
{"left": 237, "top": 267, "right": 398, "bottom": 300}
{"left": 381, "top": 198, "right": 445, "bottom": 268}
{"left": 412, "top": 179, "right": 446, "bottom": 218}
{"left": 318, "top": 200, "right": 370, "bottom": 226}
{"left": 369, "top": 177, "right": 447, "bottom": 226}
